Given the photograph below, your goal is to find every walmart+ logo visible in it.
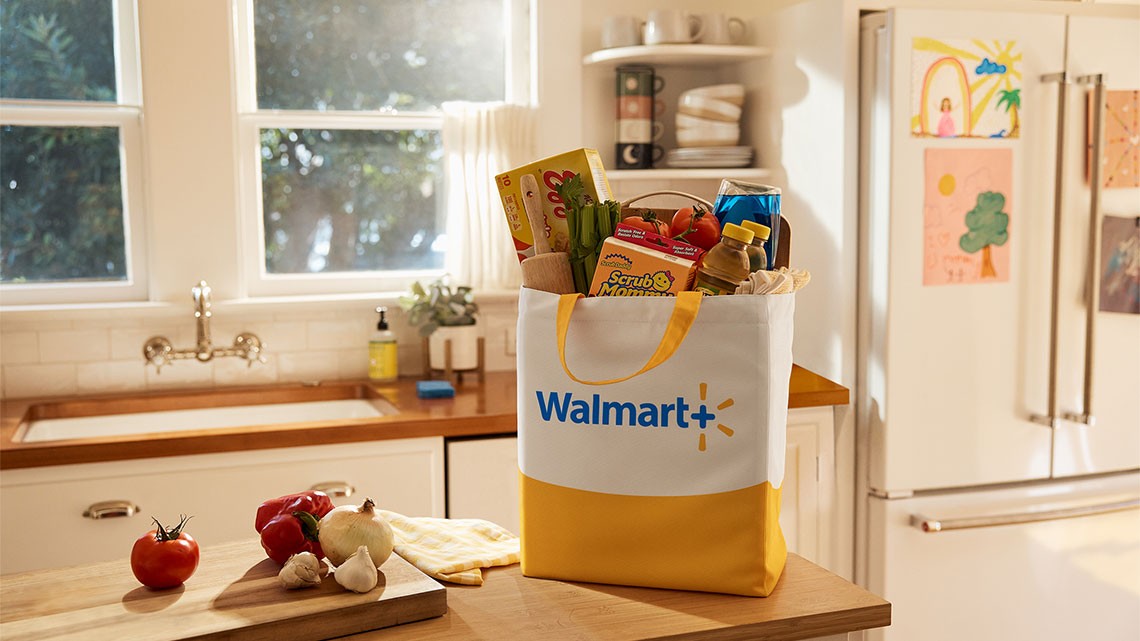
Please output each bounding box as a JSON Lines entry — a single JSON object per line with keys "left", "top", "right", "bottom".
{"left": 534, "top": 381, "right": 735, "bottom": 452}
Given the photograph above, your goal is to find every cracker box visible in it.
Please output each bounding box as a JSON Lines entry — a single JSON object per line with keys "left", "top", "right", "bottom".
{"left": 589, "top": 236, "right": 698, "bottom": 297}
{"left": 496, "top": 149, "right": 613, "bottom": 262}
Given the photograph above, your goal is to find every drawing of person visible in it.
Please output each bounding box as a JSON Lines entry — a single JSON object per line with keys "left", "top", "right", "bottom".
{"left": 937, "top": 98, "right": 956, "bottom": 137}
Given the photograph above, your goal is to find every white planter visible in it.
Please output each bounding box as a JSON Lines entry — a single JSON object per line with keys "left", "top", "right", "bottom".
{"left": 428, "top": 325, "right": 480, "bottom": 370}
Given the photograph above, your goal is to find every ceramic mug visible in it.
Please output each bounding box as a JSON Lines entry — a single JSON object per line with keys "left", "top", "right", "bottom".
{"left": 616, "top": 143, "right": 665, "bottom": 169}
{"left": 602, "top": 15, "right": 643, "bottom": 49}
{"left": 616, "top": 118, "right": 665, "bottom": 144}
{"left": 699, "top": 13, "right": 746, "bottom": 45}
{"left": 643, "top": 10, "right": 703, "bottom": 45}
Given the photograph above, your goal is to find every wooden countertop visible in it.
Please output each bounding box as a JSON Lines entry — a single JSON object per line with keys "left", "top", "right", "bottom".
{"left": 0, "top": 541, "right": 888, "bottom": 641}
{"left": 0, "top": 366, "right": 848, "bottom": 470}
{"left": 358, "top": 553, "right": 889, "bottom": 641}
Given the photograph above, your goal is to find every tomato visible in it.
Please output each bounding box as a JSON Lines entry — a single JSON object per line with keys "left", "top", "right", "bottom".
{"left": 130, "top": 515, "right": 200, "bottom": 589}
{"left": 622, "top": 212, "right": 669, "bottom": 236}
{"left": 668, "top": 205, "right": 721, "bottom": 250}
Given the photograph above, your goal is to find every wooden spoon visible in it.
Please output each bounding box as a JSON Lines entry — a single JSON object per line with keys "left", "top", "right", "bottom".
{"left": 519, "top": 174, "right": 576, "bottom": 294}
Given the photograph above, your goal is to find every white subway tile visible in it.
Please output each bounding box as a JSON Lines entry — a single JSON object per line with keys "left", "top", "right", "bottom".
{"left": 307, "top": 320, "right": 368, "bottom": 351}
{"left": 246, "top": 321, "right": 307, "bottom": 353}
{"left": 214, "top": 355, "right": 279, "bottom": 386}
{"left": 39, "top": 329, "right": 111, "bottom": 363}
{"left": 145, "top": 361, "right": 215, "bottom": 389}
{"left": 337, "top": 349, "right": 369, "bottom": 380}
{"left": 110, "top": 325, "right": 183, "bottom": 360}
{"left": 77, "top": 361, "right": 147, "bottom": 393}
{"left": 276, "top": 351, "right": 340, "bottom": 383}
{"left": 3, "top": 363, "right": 78, "bottom": 398}
{"left": 1, "top": 332, "right": 40, "bottom": 364}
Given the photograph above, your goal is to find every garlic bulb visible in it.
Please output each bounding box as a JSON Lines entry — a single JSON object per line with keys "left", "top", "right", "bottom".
{"left": 318, "top": 497, "right": 395, "bottom": 568}
{"left": 334, "top": 545, "right": 379, "bottom": 593}
{"left": 278, "top": 551, "right": 322, "bottom": 589}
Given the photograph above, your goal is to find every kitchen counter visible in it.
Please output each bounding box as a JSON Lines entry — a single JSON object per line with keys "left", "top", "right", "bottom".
{"left": 0, "top": 539, "right": 888, "bottom": 641}
{"left": 0, "top": 366, "right": 848, "bottom": 470}
{"left": 360, "top": 553, "right": 889, "bottom": 640}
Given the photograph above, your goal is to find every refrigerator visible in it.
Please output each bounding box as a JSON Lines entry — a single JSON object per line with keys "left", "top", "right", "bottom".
{"left": 857, "top": 9, "right": 1140, "bottom": 641}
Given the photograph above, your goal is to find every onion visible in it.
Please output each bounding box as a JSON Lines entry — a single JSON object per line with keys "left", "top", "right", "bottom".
{"left": 318, "top": 497, "right": 395, "bottom": 568}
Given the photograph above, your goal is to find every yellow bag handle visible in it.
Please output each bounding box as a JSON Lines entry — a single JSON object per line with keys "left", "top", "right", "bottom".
{"left": 556, "top": 291, "right": 702, "bottom": 386}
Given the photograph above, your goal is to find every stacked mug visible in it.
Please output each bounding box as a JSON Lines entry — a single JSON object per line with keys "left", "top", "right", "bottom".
{"left": 615, "top": 65, "right": 665, "bottom": 169}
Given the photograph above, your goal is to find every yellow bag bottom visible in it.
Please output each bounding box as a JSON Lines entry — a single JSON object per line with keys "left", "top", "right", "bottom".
{"left": 519, "top": 474, "right": 786, "bottom": 596}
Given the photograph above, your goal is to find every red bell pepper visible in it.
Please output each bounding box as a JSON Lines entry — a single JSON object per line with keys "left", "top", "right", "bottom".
{"left": 254, "top": 491, "right": 335, "bottom": 565}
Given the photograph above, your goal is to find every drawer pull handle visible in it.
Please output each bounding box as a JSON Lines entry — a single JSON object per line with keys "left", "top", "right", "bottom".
{"left": 83, "top": 500, "right": 141, "bottom": 520}
{"left": 309, "top": 482, "right": 356, "bottom": 498}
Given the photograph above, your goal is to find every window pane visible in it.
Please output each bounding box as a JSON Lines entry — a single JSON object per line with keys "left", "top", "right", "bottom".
{"left": 260, "top": 128, "right": 444, "bottom": 274}
{"left": 0, "top": 0, "right": 117, "bottom": 101}
{"left": 254, "top": 0, "right": 507, "bottom": 111}
{"left": 0, "top": 125, "right": 127, "bottom": 283}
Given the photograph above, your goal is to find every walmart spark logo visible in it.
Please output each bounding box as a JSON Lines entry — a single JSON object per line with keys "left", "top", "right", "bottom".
{"left": 534, "top": 382, "right": 735, "bottom": 452}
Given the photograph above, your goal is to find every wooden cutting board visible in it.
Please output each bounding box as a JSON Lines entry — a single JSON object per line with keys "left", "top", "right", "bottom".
{"left": 0, "top": 539, "right": 446, "bottom": 641}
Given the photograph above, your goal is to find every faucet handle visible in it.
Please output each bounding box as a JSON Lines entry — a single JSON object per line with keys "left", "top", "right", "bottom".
{"left": 143, "top": 336, "right": 174, "bottom": 373}
{"left": 233, "top": 333, "right": 267, "bottom": 367}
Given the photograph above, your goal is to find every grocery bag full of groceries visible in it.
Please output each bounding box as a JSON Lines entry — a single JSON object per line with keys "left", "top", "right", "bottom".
{"left": 501, "top": 149, "right": 807, "bottom": 596}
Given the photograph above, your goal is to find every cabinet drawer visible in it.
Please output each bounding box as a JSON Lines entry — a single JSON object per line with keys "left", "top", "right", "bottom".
{"left": 0, "top": 437, "right": 443, "bottom": 575}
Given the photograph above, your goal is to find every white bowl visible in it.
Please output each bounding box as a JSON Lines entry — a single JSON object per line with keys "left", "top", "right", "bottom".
{"left": 677, "top": 126, "right": 741, "bottom": 148}
{"left": 677, "top": 94, "right": 741, "bottom": 122}
{"left": 680, "top": 84, "right": 745, "bottom": 106}
{"left": 676, "top": 112, "right": 741, "bottom": 132}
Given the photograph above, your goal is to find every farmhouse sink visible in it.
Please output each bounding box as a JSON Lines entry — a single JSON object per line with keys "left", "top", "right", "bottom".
{"left": 15, "top": 383, "right": 399, "bottom": 443}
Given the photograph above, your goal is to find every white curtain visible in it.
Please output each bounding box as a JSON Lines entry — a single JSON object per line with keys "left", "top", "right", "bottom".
{"left": 442, "top": 102, "right": 537, "bottom": 291}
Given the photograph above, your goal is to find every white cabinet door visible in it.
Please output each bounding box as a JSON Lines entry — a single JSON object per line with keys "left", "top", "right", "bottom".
{"left": 446, "top": 436, "right": 519, "bottom": 534}
{"left": 782, "top": 407, "right": 835, "bottom": 569}
{"left": 0, "top": 437, "right": 444, "bottom": 575}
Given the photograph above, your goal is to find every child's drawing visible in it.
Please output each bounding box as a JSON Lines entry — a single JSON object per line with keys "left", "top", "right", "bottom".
{"left": 1099, "top": 216, "right": 1140, "bottom": 314}
{"left": 911, "top": 38, "right": 1022, "bottom": 139}
{"left": 924, "top": 148, "right": 1013, "bottom": 285}
{"left": 1089, "top": 90, "right": 1139, "bottom": 189}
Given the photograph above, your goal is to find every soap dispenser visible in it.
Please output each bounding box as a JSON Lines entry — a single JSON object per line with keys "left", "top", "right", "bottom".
{"left": 368, "top": 306, "right": 398, "bottom": 382}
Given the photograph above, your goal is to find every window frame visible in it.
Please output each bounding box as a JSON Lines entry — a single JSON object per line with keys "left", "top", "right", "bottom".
{"left": 231, "top": 0, "right": 531, "bottom": 298}
{"left": 0, "top": 0, "right": 147, "bottom": 306}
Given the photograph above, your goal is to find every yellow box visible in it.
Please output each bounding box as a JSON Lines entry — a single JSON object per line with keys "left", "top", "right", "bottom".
{"left": 589, "top": 237, "right": 697, "bottom": 297}
{"left": 495, "top": 149, "right": 613, "bottom": 262}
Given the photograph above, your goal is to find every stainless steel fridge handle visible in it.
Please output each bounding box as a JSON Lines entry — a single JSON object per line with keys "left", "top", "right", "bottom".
{"left": 1030, "top": 72, "right": 1070, "bottom": 430}
{"left": 1062, "top": 74, "right": 1107, "bottom": 428}
{"left": 910, "top": 497, "right": 1139, "bottom": 533}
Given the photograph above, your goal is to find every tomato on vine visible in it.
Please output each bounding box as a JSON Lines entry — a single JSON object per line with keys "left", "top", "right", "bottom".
{"left": 130, "top": 514, "right": 200, "bottom": 589}
{"left": 669, "top": 205, "right": 721, "bottom": 250}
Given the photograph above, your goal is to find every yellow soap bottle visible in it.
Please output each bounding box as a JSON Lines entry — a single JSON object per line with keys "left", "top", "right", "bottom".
{"left": 368, "top": 306, "right": 398, "bottom": 382}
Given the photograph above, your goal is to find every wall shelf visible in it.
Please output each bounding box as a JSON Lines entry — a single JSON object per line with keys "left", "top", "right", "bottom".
{"left": 608, "top": 167, "right": 773, "bottom": 181}
{"left": 583, "top": 44, "right": 770, "bottom": 68}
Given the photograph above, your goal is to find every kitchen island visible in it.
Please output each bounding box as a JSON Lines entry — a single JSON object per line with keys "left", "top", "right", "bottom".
{"left": 0, "top": 538, "right": 889, "bottom": 641}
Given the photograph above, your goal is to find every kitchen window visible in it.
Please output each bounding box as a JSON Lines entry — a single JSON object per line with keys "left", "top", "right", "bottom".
{"left": 0, "top": 0, "right": 147, "bottom": 304}
{"left": 233, "top": 0, "right": 531, "bottom": 296}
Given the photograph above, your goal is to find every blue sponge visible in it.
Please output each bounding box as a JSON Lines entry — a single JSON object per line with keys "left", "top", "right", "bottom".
{"left": 416, "top": 380, "right": 455, "bottom": 399}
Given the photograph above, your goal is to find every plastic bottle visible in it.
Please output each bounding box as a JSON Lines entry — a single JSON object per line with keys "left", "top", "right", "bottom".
{"left": 740, "top": 220, "right": 771, "bottom": 273}
{"left": 368, "top": 306, "right": 398, "bottom": 382}
{"left": 693, "top": 223, "right": 754, "bottom": 296}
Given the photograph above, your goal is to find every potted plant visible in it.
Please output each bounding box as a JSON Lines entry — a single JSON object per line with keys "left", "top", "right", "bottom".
{"left": 399, "top": 277, "right": 480, "bottom": 371}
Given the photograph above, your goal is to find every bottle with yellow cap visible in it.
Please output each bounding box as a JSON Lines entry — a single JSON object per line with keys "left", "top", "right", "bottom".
{"left": 693, "top": 223, "right": 754, "bottom": 296}
{"left": 740, "top": 220, "right": 771, "bottom": 273}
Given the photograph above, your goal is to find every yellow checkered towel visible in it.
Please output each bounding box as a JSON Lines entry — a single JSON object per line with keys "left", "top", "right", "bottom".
{"left": 378, "top": 510, "right": 520, "bottom": 585}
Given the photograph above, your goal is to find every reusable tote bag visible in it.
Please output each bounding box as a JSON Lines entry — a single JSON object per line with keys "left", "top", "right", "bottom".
{"left": 517, "top": 288, "right": 794, "bottom": 596}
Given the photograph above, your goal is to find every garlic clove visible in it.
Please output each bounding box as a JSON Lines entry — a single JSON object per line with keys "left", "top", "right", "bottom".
{"left": 333, "top": 545, "right": 379, "bottom": 593}
{"left": 279, "top": 551, "right": 323, "bottom": 589}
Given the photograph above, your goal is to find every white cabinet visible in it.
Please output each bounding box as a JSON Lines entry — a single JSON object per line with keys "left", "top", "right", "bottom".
{"left": 781, "top": 406, "right": 836, "bottom": 569}
{"left": 446, "top": 408, "right": 838, "bottom": 569}
{"left": 446, "top": 436, "right": 519, "bottom": 535}
{"left": 0, "top": 437, "right": 444, "bottom": 575}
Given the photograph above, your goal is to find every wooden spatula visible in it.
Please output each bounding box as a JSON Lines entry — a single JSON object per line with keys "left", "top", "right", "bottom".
{"left": 519, "top": 174, "right": 576, "bottom": 294}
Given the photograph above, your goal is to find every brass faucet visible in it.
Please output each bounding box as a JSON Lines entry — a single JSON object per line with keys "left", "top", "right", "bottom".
{"left": 143, "top": 281, "right": 267, "bottom": 373}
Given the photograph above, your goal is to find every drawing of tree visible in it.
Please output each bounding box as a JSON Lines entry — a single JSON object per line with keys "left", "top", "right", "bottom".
{"left": 959, "top": 191, "right": 1010, "bottom": 278}
{"left": 996, "top": 88, "right": 1021, "bottom": 138}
